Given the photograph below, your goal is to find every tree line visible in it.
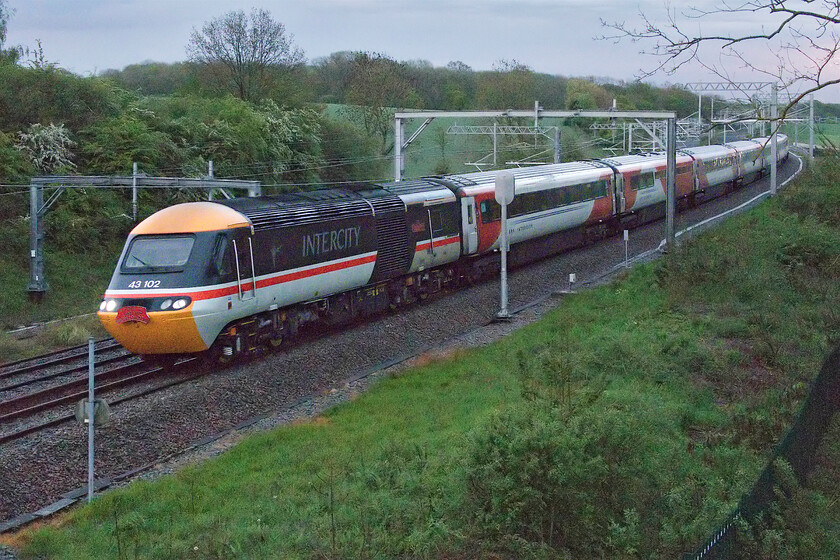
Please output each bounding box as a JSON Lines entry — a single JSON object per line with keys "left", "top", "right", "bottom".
{"left": 2, "top": 5, "right": 837, "bottom": 193}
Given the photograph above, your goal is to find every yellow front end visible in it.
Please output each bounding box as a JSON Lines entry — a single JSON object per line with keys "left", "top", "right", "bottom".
{"left": 98, "top": 305, "right": 209, "bottom": 355}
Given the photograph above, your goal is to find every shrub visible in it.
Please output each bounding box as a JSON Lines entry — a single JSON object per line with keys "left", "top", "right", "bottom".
{"left": 464, "top": 386, "right": 692, "bottom": 557}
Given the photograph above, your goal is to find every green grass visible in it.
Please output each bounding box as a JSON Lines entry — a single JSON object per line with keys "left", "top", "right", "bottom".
{"left": 12, "top": 156, "right": 840, "bottom": 559}
{"left": 0, "top": 315, "right": 109, "bottom": 364}
{"left": 0, "top": 244, "right": 120, "bottom": 361}
{"left": 815, "top": 122, "right": 840, "bottom": 146}
{"left": 782, "top": 122, "right": 840, "bottom": 148}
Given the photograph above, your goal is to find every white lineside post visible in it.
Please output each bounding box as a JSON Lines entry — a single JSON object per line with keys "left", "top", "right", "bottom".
{"left": 493, "top": 122, "right": 498, "bottom": 166}
{"left": 709, "top": 97, "right": 714, "bottom": 145}
{"left": 554, "top": 127, "right": 561, "bottom": 164}
{"left": 132, "top": 162, "right": 138, "bottom": 222}
{"left": 87, "top": 336, "right": 95, "bottom": 503}
{"left": 665, "top": 117, "right": 677, "bottom": 251}
{"left": 495, "top": 171, "right": 515, "bottom": 320}
{"left": 208, "top": 160, "right": 214, "bottom": 201}
{"left": 698, "top": 92, "right": 702, "bottom": 127}
{"left": 624, "top": 229, "right": 629, "bottom": 268}
{"left": 771, "top": 83, "right": 778, "bottom": 196}
{"left": 394, "top": 116, "right": 404, "bottom": 181}
{"left": 809, "top": 94, "right": 815, "bottom": 163}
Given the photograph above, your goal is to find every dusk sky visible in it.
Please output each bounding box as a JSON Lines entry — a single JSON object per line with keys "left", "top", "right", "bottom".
{"left": 4, "top": 0, "right": 839, "bottom": 103}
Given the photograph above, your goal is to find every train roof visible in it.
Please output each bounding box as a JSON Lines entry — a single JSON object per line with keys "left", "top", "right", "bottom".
{"left": 215, "top": 178, "right": 457, "bottom": 231}
{"left": 752, "top": 134, "right": 788, "bottom": 145}
{"left": 451, "top": 160, "right": 610, "bottom": 186}
{"left": 219, "top": 193, "right": 372, "bottom": 231}
{"left": 681, "top": 144, "right": 737, "bottom": 158}
{"left": 372, "top": 179, "right": 457, "bottom": 205}
{"left": 600, "top": 152, "right": 692, "bottom": 169}
{"left": 132, "top": 202, "right": 251, "bottom": 235}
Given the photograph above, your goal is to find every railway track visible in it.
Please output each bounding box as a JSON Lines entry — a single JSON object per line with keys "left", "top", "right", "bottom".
{"left": 0, "top": 347, "right": 204, "bottom": 446}
{"left": 0, "top": 338, "right": 122, "bottom": 381}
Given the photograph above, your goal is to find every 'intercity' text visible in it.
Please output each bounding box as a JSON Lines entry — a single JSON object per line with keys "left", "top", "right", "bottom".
{"left": 302, "top": 226, "right": 361, "bottom": 258}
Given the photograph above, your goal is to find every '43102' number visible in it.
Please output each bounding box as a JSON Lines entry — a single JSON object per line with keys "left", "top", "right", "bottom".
{"left": 127, "top": 280, "right": 161, "bottom": 289}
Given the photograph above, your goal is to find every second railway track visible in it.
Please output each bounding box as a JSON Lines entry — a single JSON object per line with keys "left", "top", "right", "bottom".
{"left": 0, "top": 350, "right": 204, "bottom": 446}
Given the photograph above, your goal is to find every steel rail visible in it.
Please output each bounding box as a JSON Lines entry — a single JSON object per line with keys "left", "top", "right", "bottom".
{"left": 0, "top": 351, "right": 133, "bottom": 393}
{"left": 0, "top": 361, "right": 147, "bottom": 418}
{"left": 0, "top": 360, "right": 202, "bottom": 446}
{"left": 0, "top": 339, "right": 121, "bottom": 380}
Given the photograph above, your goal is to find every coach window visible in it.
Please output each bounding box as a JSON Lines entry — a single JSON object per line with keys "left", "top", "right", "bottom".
{"left": 547, "top": 188, "right": 560, "bottom": 208}
{"left": 479, "top": 199, "right": 501, "bottom": 222}
{"left": 597, "top": 180, "right": 608, "bottom": 198}
{"left": 508, "top": 196, "right": 524, "bottom": 218}
{"left": 429, "top": 206, "right": 447, "bottom": 237}
{"left": 632, "top": 171, "right": 655, "bottom": 190}
{"left": 559, "top": 187, "right": 571, "bottom": 206}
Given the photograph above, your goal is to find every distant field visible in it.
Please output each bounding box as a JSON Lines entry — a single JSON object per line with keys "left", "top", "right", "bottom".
{"left": 815, "top": 122, "right": 840, "bottom": 146}
{"left": 320, "top": 104, "right": 609, "bottom": 179}
{"left": 781, "top": 121, "right": 839, "bottom": 148}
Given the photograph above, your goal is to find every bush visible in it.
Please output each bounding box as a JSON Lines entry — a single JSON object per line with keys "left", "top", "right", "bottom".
{"left": 0, "top": 130, "right": 33, "bottom": 183}
{"left": 781, "top": 156, "right": 840, "bottom": 226}
{"left": 0, "top": 64, "right": 120, "bottom": 132}
{"left": 317, "top": 114, "right": 387, "bottom": 183}
{"left": 464, "top": 385, "right": 703, "bottom": 558}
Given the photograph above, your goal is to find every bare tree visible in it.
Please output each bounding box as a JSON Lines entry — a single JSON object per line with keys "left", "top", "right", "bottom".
{"left": 344, "top": 52, "right": 418, "bottom": 153}
{"left": 602, "top": 1, "right": 840, "bottom": 113}
{"left": 187, "top": 9, "right": 304, "bottom": 102}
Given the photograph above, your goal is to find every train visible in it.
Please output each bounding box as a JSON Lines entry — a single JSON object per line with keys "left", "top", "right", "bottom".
{"left": 98, "top": 135, "right": 789, "bottom": 361}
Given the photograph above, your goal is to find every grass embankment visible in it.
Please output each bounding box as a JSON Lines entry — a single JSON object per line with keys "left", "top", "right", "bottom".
{"left": 0, "top": 186, "right": 136, "bottom": 360}
{"left": 0, "top": 245, "right": 119, "bottom": 362}
{"left": 11, "top": 158, "right": 840, "bottom": 558}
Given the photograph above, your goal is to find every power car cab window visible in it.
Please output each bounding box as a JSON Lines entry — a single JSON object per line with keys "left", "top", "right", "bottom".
{"left": 122, "top": 235, "right": 195, "bottom": 272}
{"left": 211, "top": 234, "right": 236, "bottom": 280}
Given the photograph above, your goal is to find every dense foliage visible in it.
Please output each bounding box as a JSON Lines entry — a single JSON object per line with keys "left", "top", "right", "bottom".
{"left": 103, "top": 54, "right": 706, "bottom": 118}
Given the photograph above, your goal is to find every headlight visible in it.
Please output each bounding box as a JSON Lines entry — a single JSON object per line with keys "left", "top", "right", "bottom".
{"left": 160, "top": 298, "right": 172, "bottom": 310}
{"left": 99, "top": 301, "right": 107, "bottom": 311}
{"left": 172, "top": 298, "right": 189, "bottom": 310}
{"left": 105, "top": 300, "right": 118, "bottom": 312}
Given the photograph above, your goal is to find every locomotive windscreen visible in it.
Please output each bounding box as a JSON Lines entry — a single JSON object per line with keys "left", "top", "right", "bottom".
{"left": 122, "top": 235, "right": 195, "bottom": 272}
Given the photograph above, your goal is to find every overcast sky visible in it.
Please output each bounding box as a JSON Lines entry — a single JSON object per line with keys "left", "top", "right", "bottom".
{"left": 4, "top": 0, "right": 839, "bottom": 103}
